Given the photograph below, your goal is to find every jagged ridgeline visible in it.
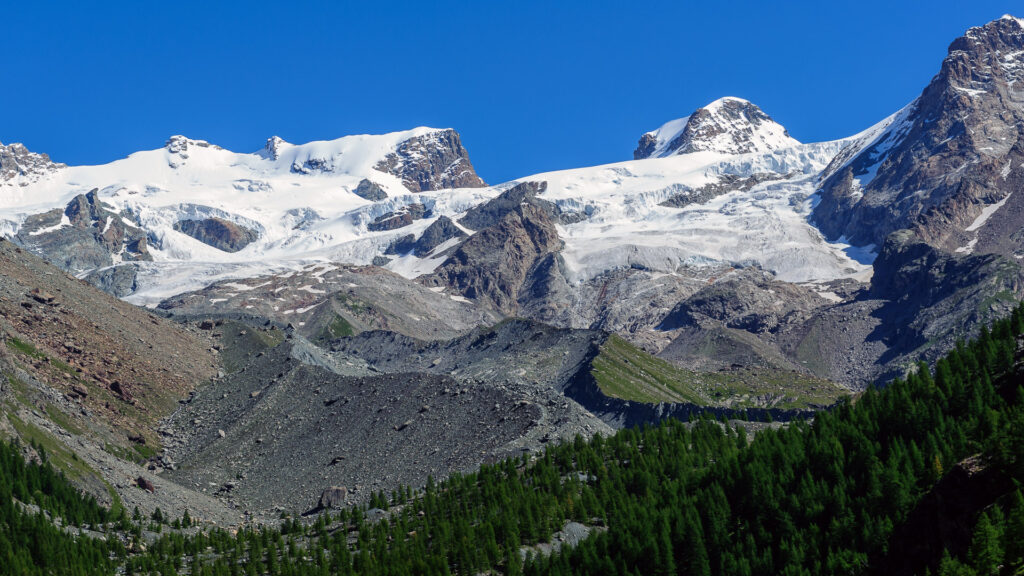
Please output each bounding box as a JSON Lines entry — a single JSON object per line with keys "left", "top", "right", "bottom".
{"left": 4, "top": 303, "right": 1024, "bottom": 575}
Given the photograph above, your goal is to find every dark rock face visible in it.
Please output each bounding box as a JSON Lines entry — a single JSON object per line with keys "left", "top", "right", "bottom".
{"left": 633, "top": 133, "right": 658, "bottom": 160}
{"left": 421, "top": 200, "right": 563, "bottom": 314}
{"left": 15, "top": 189, "right": 151, "bottom": 274}
{"left": 174, "top": 217, "right": 259, "bottom": 252}
{"left": 0, "top": 141, "right": 65, "bottom": 183}
{"left": 384, "top": 216, "right": 466, "bottom": 257}
{"left": 373, "top": 129, "right": 486, "bottom": 192}
{"left": 352, "top": 179, "right": 388, "bottom": 201}
{"left": 84, "top": 264, "right": 140, "bottom": 298}
{"left": 814, "top": 16, "right": 1024, "bottom": 254}
{"left": 864, "top": 230, "right": 1024, "bottom": 366}
{"left": 367, "top": 204, "right": 428, "bottom": 232}
{"left": 136, "top": 477, "right": 156, "bottom": 493}
{"left": 459, "top": 182, "right": 548, "bottom": 230}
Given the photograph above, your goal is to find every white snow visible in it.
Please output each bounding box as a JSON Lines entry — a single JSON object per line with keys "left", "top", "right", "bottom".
{"left": 28, "top": 213, "right": 71, "bottom": 236}
{"left": 966, "top": 193, "right": 1012, "bottom": 232}
{"left": 641, "top": 115, "right": 691, "bottom": 158}
{"left": 1, "top": 112, "right": 889, "bottom": 302}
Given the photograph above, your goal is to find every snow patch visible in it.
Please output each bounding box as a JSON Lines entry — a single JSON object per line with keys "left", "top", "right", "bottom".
{"left": 966, "top": 193, "right": 1012, "bottom": 232}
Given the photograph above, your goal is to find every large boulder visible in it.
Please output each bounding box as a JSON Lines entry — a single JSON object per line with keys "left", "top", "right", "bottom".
{"left": 318, "top": 486, "right": 348, "bottom": 509}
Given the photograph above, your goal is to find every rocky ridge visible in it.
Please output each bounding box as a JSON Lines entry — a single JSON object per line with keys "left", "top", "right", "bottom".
{"left": 15, "top": 189, "right": 151, "bottom": 275}
{"left": 0, "top": 141, "right": 66, "bottom": 185}
{"left": 373, "top": 128, "right": 486, "bottom": 192}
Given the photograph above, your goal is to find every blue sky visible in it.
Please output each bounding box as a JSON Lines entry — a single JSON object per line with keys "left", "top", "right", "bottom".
{"left": 1, "top": 1, "right": 1020, "bottom": 183}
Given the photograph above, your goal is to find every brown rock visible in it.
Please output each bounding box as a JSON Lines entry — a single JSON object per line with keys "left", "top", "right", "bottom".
{"left": 136, "top": 476, "right": 156, "bottom": 493}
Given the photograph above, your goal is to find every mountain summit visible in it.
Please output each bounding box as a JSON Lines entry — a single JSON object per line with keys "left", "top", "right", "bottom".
{"left": 633, "top": 97, "right": 798, "bottom": 159}
{"left": 814, "top": 14, "right": 1024, "bottom": 253}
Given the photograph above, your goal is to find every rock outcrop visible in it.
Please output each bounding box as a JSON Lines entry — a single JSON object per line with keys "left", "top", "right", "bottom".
{"left": 353, "top": 179, "right": 388, "bottom": 201}
{"left": 385, "top": 216, "right": 466, "bottom": 257}
{"left": 15, "top": 189, "right": 151, "bottom": 274}
{"left": 0, "top": 141, "right": 65, "bottom": 184}
{"left": 318, "top": 486, "right": 348, "bottom": 509}
{"left": 374, "top": 129, "right": 486, "bottom": 192}
{"left": 421, "top": 187, "right": 563, "bottom": 314}
{"left": 173, "top": 217, "right": 259, "bottom": 252}
{"left": 367, "top": 204, "right": 428, "bottom": 232}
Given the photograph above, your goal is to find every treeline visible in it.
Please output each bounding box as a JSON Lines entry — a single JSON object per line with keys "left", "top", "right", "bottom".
{"left": 0, "top": 437, "right": 125, "bottom": 575}
{"left": 2, "top": 305, "right": 1024, "bottom": 575}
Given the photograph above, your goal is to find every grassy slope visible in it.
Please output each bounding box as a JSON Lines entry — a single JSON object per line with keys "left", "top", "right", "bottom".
{"left": 591, "top": 334, "right": 848, "bottom": 409}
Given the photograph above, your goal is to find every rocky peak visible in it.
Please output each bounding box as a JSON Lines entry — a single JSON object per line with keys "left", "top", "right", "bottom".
{"left": 813, "top": 15, "right": 1024, "bottom": 253}
{"left": 263, "top": 136, "right": 287, "bottom": 160}
{"left": 373, "top": 128, "right": 486, "bottom": 192}
{"left": 634, "top": 97, "right": 798, "bottom": 159}
{"left": 165, "top": 135, "right": 219, "bottom": 154}
{"left": 164, "top": 135, "right": 221, "bottom": 169}
{"left": 0, "top": 141, "right": 66, "bottom": 184}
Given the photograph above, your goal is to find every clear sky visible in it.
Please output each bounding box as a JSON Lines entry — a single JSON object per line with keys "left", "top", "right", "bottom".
{"left": 1, "top": 1, "right": 1020, "bottom": 183}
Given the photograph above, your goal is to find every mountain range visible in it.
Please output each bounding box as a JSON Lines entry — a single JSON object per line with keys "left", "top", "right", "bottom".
{"left": 2, "top": 13, "right": 1024, "bottom": 526}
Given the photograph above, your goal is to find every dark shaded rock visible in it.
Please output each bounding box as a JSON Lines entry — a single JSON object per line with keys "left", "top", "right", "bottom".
{"left": 29, "top": 288, "right": 55, "bottom": 304}
{"left": 136, "top": 476, "right": 156, "bottom": 493}
{"left": 422, "top": 200, "right": 563, "bottom": 314}
{"left": 633, "top": 133, "right": 658, "bottom": 161}
{"left": 459, "top": 182, "right": 549, "bottom": 231}
{"left": 110, "top": 381, "right": 133, "bottom": 402}
{"left": 660, "top": 270, "right": 825, "bottom": 334}
{"left": 14, "top": 189, "right": 151, "bottom": 275}
{"left": 371, "top": 255, "right": 392, "bottom": 267}
{"left": 384, "top": 234, "right": 416, "bottom": 256}
{"left": 373, "top": 128, "right": 486, "bottom": 192}
{"left": 83, "top": 264, "right": 140, "bottom": 298}
{"left": 384, "top": 216, "right": 467, "bottom": 257}
{"left": 660, "top": 172, "right": 794, "bottom": 208}
{"left": 414, "top": 216, "right": 467, "bottom": 254}
{"left": 173, "top": 217, "right": 259, "bottom": 252}
{"left": 353, "top": 179, "right": 388, "bottom": 201}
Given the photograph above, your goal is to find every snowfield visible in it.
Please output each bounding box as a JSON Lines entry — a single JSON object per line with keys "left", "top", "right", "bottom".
{"left": 1, "top": 107, "right": 881, "bottom": 304}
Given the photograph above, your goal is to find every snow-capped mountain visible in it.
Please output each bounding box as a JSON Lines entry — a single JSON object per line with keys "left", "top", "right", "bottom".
{"left": 633, "top": 97, "right": 798, "bottom": 159}
{"left": 3, "top": 15, "right": 1024, "bottom": 389}
{"left": 0, "top": 113, "right": 868, "bottom": 307}
{"left": 815, "top": 15, "right": 1024, "bottom": 256}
